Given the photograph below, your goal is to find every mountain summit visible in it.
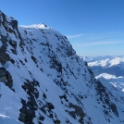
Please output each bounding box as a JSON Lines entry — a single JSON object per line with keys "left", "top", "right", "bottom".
{"left": 0, "top": 11, "right": 124, "bottom": 124}
{"left": 20, "top": 23, "right": 49, "bottom": 29}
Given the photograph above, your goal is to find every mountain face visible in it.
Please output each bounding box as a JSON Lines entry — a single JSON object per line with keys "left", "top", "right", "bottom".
{"left": 0, "top": 11, "right": 124, "bottom": 124}
{"left": 84, "top": 56, "right": 124, "bottom": 123}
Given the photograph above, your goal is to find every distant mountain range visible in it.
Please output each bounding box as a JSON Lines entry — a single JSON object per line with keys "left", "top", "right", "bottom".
{"left": 84, "top": 56, "right": 124, "bottom": 76}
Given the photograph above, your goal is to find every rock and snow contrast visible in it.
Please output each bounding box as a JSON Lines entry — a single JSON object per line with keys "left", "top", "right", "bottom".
{"left": 0, "top": 11, "right": 124, "bottom": 124}
{"left": 84, "top": 56, "right": 124, "bottom": 124}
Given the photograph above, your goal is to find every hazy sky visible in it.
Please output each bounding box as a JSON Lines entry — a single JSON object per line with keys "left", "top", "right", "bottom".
{"left": 0, "top": 0, "right": 124, "bottom": 56}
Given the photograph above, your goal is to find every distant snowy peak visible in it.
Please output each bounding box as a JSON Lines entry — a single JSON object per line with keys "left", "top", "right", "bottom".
{"left": 88, "top": 59, "right": 110, "bottom": 67}
{"left": 109, "top": 57, "right": 124, "bottom": 66}
{"left": 20, "top": 23, "right": 52, "bottom": 29}
{"left": 86, "top": 56, "right": 124, "bottom": 77}
{"left": 96, "top": 73, "right": 124, "bottom": 93}
{"left": 96, "top": 73, "right": 123, "bottom": 80}
{"left": 87, "top": 56, "right": 124, "bottom": 67}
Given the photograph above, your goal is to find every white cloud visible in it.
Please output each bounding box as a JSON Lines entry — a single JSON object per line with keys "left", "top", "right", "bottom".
{"left": 67, "top": 31, "right": 124, "bottom": 40}
{"left": 72, "top": 40, "right": 123, "bottom": 47}
{"left": 67, "top": 33, "right": 83, "bottom": 39}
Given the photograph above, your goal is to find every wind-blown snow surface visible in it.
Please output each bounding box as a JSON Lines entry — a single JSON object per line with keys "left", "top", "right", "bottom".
{"left": 0, "top": 11, "right": 124, "bottom": 124}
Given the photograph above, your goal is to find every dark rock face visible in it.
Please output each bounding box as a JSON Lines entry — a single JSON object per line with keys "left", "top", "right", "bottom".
{"left": 49, "top": 55, "right": 62, "bottom": 73}
{"left": 19, "top": 80, "right": 39, "bottom": 124}
{"left": 0, "top": 67, "right": 13, "bottom": 88}
{"left": 95, "top": 80, "right": 119, "bottom": 122}
{"left": 11, "top": 20, "right": 18, "bottom": 29}
{"left": 67, "top": 103, "right": 86, "bottom": 124}
{"left": 0, "top": 36, "right": 11, "bottom": 65}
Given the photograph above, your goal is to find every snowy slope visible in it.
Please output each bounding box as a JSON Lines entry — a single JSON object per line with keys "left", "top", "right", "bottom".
{"left": 0, "top": 11, "right": 124, "bottom": 124}
{"left": 85, "top": 56, "right": 124, "bottom": 123}
{"left": 96, "top": 73, "right": 124, "bottom": 112}
{"left": 96, "top": 73, "right": 124, "bottom": 93}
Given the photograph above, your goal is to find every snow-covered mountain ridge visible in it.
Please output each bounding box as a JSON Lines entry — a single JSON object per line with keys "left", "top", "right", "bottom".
{"left": 89, "top": 57, "right": 124, "bottom": 67}
{"left": 84, "top": 56, "right": 124, "bottom": 76}
{"left": 20, "top": 23, "right": 52, "bottom": 29}
{"left": 0, "top": 11, "right": 124, "bottom": 124}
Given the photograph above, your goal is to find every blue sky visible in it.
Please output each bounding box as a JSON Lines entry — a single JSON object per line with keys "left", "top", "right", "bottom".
{"left": 0, "top": 0, "right": 124, "bottom": 56}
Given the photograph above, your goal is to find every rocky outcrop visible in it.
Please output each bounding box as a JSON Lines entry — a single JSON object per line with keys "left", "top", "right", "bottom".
{"left": 0, "top": 67, "right": 13, "bottom": 88}
{"left": 0, "top": 36, "right": 11, "bottom": 65}
{"left": 19, "top": 79, "right": 39, "bottom": 124}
